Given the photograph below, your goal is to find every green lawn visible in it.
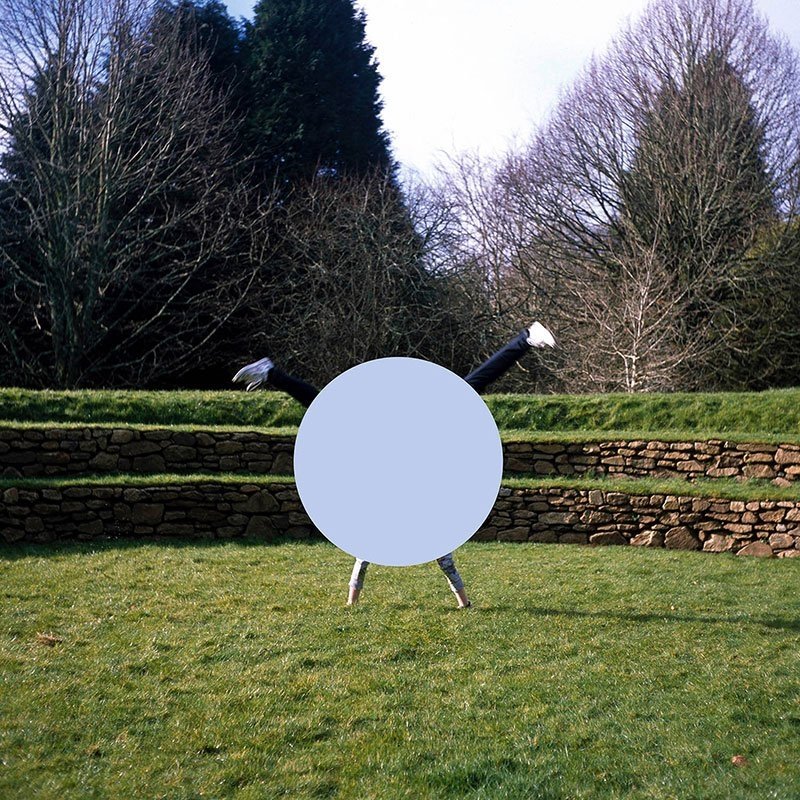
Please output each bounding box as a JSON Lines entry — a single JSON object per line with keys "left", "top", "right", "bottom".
{"left": 2, "top": 540, "right": 798, "bottom": 799}
{"left": 3, "top": 386, "right": 800, "bottom": 437}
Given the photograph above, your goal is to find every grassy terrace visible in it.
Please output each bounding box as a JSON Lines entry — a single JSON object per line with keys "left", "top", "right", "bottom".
{"left": 2, "top": 540, "right": 798, "bottom": 799}
{"left": 2, "top": 387, "right": 800, "bottom": 438}
{"left": 3, "top": 390, "right": 799, "bottom": 798}
{"left": 2, "top": 472, "right": 800, "bottom": 503}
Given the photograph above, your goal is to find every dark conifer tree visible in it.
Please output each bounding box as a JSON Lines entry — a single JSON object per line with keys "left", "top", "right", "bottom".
{"left": 243, "top": 0, "right": 395, "bottom": 183}
{"left": 158, "top": 0, "right": 246, "bottom": 111}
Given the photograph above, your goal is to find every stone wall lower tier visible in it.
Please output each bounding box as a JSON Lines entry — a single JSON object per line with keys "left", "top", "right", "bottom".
{"left": 2, "top": 427, "right": 800, "bottom": 484}
{"left": 2, "top": 483, "right": 799, "bottom": 557}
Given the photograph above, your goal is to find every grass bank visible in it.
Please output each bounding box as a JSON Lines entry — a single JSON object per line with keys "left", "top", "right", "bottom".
{"left": 2, "top": 472, "right": 800, "bottom": 502}
{"left": 2, "top": 387, "right": 800, "bottom": 436}
{"left": 1, "top": 540, "right": 798, "bottom": 799}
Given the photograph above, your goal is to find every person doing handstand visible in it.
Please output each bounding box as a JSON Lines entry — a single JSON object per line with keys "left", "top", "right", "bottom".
{"left": 233, "top": 322, "right": 556, "bottom": 608}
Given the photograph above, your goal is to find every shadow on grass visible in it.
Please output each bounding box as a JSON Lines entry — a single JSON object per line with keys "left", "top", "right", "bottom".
{"left": 3, "top": 537, "right": 798, "bottom": 633}
{"left": 483, "top": 603, "right": 800, "bottom": 633}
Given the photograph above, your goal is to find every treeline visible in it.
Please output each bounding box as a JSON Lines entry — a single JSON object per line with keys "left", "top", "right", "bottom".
{"left": 0, "top": 0, "right": 798, "bottom": 393}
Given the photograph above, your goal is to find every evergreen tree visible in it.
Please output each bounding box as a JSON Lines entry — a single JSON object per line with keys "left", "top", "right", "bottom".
{"left": 157, "top": 0, "right": 246, "bottom": 111}
{"left": 621, "top": 52, "right": 774, "bottom": 287}
{"left": 617, "top": 50, "right": 779, "bottom": 388}
{"left": 244, "top": 0, "right": 394, "bottom": 183}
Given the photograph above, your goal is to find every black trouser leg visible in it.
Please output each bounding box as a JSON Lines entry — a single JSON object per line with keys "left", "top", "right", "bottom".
{"left": 463, "top": 329, "right": 532, "bottom": 394}
{"left": 268, "top": 367, "right": 320, "bottom": 409}
{"left": 271, "top": 328, "right": 531, "bottom": 406}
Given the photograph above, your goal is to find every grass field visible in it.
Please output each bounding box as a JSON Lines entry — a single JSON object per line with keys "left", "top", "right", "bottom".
{"left": 2, "top": 539, "right": 799, "bottom": 799}
{"left": 3, "top": 387, "right": 800, "bottom": 436}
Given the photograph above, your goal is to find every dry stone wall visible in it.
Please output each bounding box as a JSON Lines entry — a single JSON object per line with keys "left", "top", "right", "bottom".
{"left": 504, "top": 440, "right": 800, "bottom": 485}
{"left": 2, "top": 427, "right": 800, "bottom": 484}
{"left": 487, "top": 487, "right": 800, "bottom": 557}
{"left": 1, "top": 482, "right": 309, "bottom": 543}
{"left": 0, "top": 428, "right": 294, "bottom": 477}
{"left": 3, "top": 482, "right": 798, "bottom": 557}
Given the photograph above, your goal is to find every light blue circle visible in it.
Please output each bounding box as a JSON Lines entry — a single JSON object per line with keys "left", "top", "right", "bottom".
{"left": 294, "top": 357, "right": 503, "bottom": 566}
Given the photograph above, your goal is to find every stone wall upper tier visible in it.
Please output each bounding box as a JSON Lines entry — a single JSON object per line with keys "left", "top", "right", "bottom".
{"left": 2, "top": 427, "right": 800, "bottom": 484}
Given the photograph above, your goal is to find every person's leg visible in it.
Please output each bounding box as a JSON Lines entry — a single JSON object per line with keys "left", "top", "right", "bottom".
{"left": 436, "top": 552, "right": 471, "bottom": 608}
{"left": 233, "top": 357, "right": 320, "bottom": 408}
{"left": 348, "top": 558, "right": 369, "bottom": 605}
{"left": 267, "top": 367, "right": 320, "bottom": 408}
{"left": 463, "top": 322, "right": 555, "bottom": 394}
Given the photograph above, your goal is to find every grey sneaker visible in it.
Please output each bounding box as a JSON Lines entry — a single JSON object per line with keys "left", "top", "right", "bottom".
{"left": 526, "top": 321, "right": 556, "bottom": 348}
{"left": 232, "top": 357, "right": 274, "bottom": 391}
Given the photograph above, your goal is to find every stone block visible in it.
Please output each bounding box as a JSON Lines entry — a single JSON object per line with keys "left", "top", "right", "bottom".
{"left": 589, "top": 531, "right": 627, "bottom": 546}
{"left": 2, "top": 526, "right": 26, "bottom": 543}
{"left": 89, "top": 452, "right": 119, "bottom": 470}
{"left": 272, "top": 452, "right": 294, "bottom": 473}
{"left": 498, "top": 527, "right": 530, "bottom": 542}
{"left": 120, "top": 441, "right": 161, "bottom": 456}
{"left": 775, "top": 447, "right": 800, "bottom": 465}
{"left": 737, "top": 541, "right": 774, "bottom": 557}
{"left": 581, "top": 511, "right": 612, "bottom": 525}
{"left": 132, "top": 504, "right": 164, "bottom": 525}
{"left": 724, "top": 523, "right": 753, "bottom": 535}
{"left": 133, "top": 455, "right": 166, "bottom": 472}
{"left": 234, "top": 491, "right": 280, "bottom": 514}
{"left": 707, "top": 467, "right": 739, "bottom": 477}
{"left": 245, "top": 516, "right": 279, "bottom": 537}
{"left": 163, "top": 445, "right": 197, "bottom": 462}
{"left": 77, "top": 520, "right": 104, "bottom": 536}
{"left": 142, "top": 430, "right": 171, "bottom": 441}
{"left": 768, "top": 533, "right": 795, "bottom": 550}
{"left": 158, "top": 523, "right": 196, "bottom": 536}
{"left": 630, "top": 531, "right": 663, "bottom": 547}
{"left": 702, "top": 534, "right": 735, "bottom": 552}
{"left": 664, "top": 527, "right": 700, "bottom": 550}
{"left": 215, "top": 441, "right": 244, "bottom": 455}
{"left": 24, "top": 517, "right": 45, "bottom": 533}
{"left": 3, "top": 487, "right": 19, "bottom": 503}
{"left": 744, "top": 464, "right": 776, "bottom": 479}
{"left": 537, "top": 512, "right": 579, "bottom": 525}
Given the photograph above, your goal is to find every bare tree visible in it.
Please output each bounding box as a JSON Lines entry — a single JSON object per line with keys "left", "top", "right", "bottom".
{"left": 0, "top": 0, "right": 259, "bottom": 387}
{"left": 496, "top": 0, "right": 800, "bottom": 391}
{"left": 237, "top": 171, "right": 475, "bottom": 387}
{"left": 413, "top": 153, "right": 561, "bottom": 391}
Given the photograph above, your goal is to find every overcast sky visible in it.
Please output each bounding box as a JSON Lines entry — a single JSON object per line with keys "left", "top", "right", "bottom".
{"left": 225, "top": 0, "right": 800, "bottom": 178}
